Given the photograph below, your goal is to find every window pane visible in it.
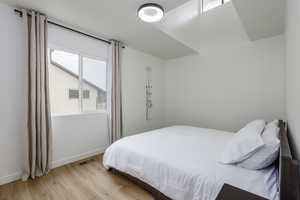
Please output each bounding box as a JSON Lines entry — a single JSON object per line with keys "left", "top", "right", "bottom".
{"left": 82, "top": 57, "right": 107, "bottom": 111}
{"left": 49, "top": 49, "right": 80, "bottom": 115}
{"left": 203, "top": 0, "right": 222, "bottom": 12}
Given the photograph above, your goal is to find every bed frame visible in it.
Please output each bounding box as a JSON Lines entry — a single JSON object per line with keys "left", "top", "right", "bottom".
{"left": 111, "top": 120, "right": 300, "bottom": 200}
{"left": 278, "top": 121, "right": 300, "bottom": 200}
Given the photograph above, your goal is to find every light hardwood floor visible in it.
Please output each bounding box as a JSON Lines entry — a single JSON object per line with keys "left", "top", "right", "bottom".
{"left": 0, "top": 155, "right": 153, "bottom": 200}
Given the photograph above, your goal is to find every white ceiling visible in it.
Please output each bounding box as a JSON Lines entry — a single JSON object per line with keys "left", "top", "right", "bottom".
{"left": 233, "top": 0, "right": 285, "bottom": 41}
{"left": 155, "top": 0, "right": 250, "bottom": 55}
{"left": 154, "top": 0, "right": 285, "bottom": 55}
{"left": 0, "top": 0, "right": 285, "bottom": 59}
{"left": 0, "top": 0, "right": 196, "bottom": 59}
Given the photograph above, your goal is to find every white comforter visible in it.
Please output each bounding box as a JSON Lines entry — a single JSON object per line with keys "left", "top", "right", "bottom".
{"left": 103, "top": 126, "right": 278, "bottom": 200}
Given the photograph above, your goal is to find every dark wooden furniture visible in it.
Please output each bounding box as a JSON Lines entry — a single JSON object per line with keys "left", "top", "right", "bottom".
{"left": 278, "top": 121, "right": 300, "bottom": 200}
{"left": 110, "top": 120, "right": 300, "bottom": 200}
{"left": 216, "top": 184, "right": 268, "bottom": 200}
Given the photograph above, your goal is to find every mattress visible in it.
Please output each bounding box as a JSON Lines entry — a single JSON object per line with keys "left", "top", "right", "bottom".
{"left": 103, "top": 126, "right": 278, "bottom": 200}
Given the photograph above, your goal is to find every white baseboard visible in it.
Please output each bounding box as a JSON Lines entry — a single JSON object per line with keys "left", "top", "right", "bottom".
{"left": 0, "top": 172, "right": 22, "bottom": 185}
{"left": 51, "top": 146, "right": 107, "bottom": 169}
{"left": 0, "top": 146, "right": 107, "bottom": 185}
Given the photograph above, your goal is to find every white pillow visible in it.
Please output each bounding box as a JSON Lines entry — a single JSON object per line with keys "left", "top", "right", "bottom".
{"left": 237, "top": 126, "right": 280, "bottom": 170}
{"left": 220, "top": 120, "right": 266, "bottom": 164}
{"left": 266, "top": 120, "right": 279, "bottom": 129}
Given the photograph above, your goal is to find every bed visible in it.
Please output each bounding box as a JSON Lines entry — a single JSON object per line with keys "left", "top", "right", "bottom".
{"left": 103, "top": 121, "right": 299, "bottom": 200}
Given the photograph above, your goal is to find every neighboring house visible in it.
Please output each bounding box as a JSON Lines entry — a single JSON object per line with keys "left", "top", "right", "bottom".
{"left": 49, "top": 61, "right": 106, "bottom": 115}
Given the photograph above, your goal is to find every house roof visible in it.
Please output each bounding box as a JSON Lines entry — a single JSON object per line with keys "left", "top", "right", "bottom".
{"left": 50, "top": 60, "right": 106, "bottom": 93}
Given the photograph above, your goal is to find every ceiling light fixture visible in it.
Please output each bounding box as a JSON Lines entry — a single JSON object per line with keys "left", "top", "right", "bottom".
{"left": 138, "top": 3, "right": 164, "bottom": 23}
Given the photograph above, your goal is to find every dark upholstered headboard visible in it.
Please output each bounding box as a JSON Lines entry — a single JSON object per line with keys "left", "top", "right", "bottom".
{"left": 278, "top": 120, "right": 300, "bottom": 200}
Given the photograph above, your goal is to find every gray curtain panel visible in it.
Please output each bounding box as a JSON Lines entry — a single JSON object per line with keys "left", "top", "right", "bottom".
{"left": 107, "top": 40, "right": 123, "bottom": 144}
{"left": 22, "top": 9, "right": 53, "bottom": 180}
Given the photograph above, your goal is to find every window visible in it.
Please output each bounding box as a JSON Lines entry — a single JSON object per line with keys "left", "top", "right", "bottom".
{"left": 82, "top": 90, "right": 90, "bottom": 99}
{"left": 202, "top": 0, "right": 231, "bottom": 12}
{"left": 69, "top": 89, "right": 79, "bottom": 99}
{"left": 68, "top": 89, "right": 90, "bottom": 99}
{"left": 48, "top": 49, "right": 107, "bottom": 115}
{"left": 82, "top": 57, "right": 107, "bottom": 111}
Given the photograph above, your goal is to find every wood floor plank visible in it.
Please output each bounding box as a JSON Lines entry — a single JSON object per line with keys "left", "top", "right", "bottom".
{"left": 0, "top": 155, "right": 153, "bottom": 200}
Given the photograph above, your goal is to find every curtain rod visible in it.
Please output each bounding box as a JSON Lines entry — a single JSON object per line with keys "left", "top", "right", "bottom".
{"left": 14, "top": 8, "right": 125, "bottom": 48}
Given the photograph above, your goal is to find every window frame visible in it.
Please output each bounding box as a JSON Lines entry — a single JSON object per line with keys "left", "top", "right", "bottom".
{"left": 48, "top": 45, "right": 107, "bottom": 116}
{"left": 201, "top": 0, "right": 230, "bottom": 12}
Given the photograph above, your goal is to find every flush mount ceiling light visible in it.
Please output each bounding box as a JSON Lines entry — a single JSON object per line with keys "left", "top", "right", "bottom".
{"left": 138, "top": 3, "right": 164, "bottom": 22}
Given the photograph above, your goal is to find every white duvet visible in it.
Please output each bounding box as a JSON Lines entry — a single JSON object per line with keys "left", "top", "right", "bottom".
{"left": 103, "top": 126, "right": 278, "bottom": 200}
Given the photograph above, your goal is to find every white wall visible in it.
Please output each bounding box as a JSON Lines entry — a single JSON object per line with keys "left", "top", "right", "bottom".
{"left": 122, "top": 47, "right": 165, "bottom": 136}
{"left": 164, "top": 36, "right": 286, "bottom": 132}
{"left": 286, "top": 0, "right": 300, "bottom": 161}
{"left": 0, "top": 3, "right": 165, "bottom": 184}
{"left": 0, "top": 3, "right": 26, "bottom": 184}
{"left": 51, "top": 113, "right": 108, "bottom": 168}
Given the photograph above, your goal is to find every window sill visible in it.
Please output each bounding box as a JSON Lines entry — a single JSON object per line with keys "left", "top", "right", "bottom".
{"left": 51, "top": 110, "right": 107, "bottom": 118}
